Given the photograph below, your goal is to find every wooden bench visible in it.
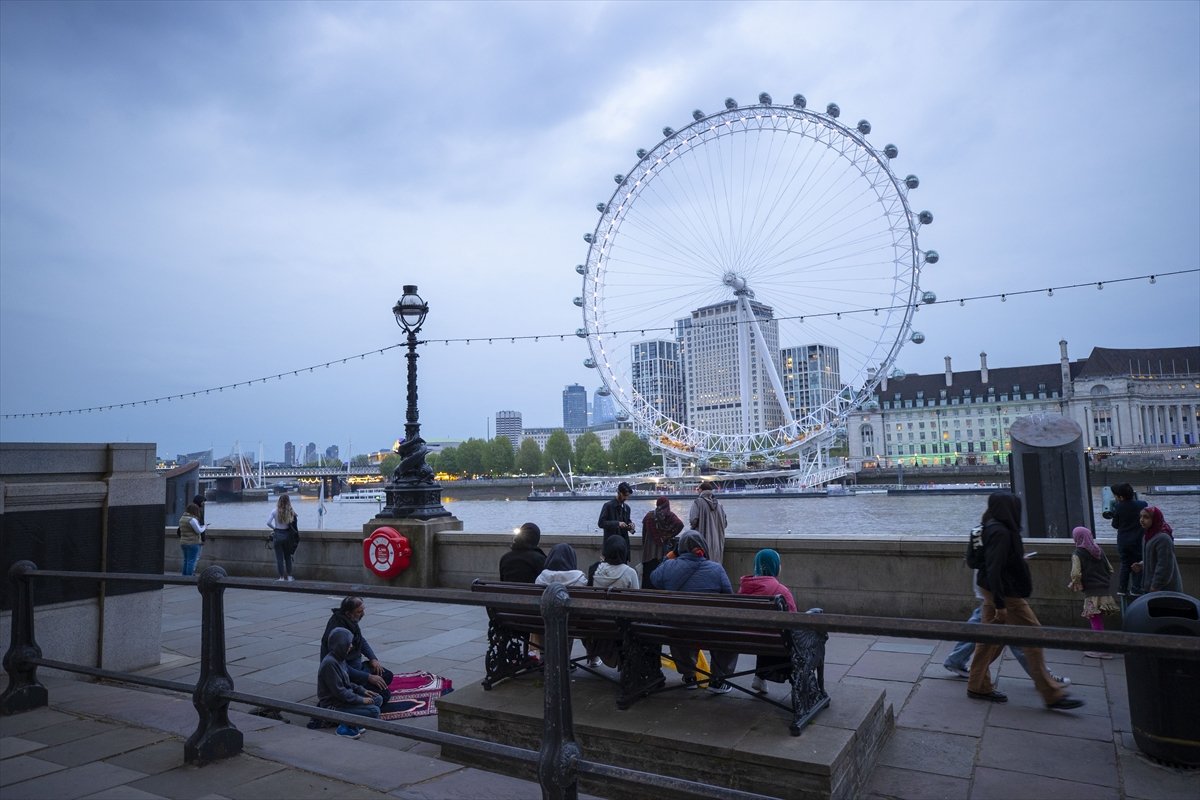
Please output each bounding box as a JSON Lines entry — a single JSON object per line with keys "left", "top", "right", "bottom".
{"left": 471, "top": 580, "right": 829, "bottom": 735}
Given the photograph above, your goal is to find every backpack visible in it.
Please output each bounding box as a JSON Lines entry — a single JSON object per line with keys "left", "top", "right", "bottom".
{"left": 965, "top": 525, "right": 985, "bottom": 569}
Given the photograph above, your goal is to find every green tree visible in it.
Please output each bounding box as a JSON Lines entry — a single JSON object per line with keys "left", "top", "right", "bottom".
{"left": 351, "top": 454, "right": 372, "bottom": 467}
{"left": 608, "top": 430, "right": 654, "bottom": 473}
{"left": 484, "top": 436, "right": 515, "bottom": 476}
{"left": 379, "top": 454, "right": 401, "bottom": 477}
{"left": 574, "top": 432, "right": 609, "bottom": 475}
{"left": 436, "top": 447, "right": 460, "bottom": 476}
{"left": 516, "top": 437, "right": 543, "bottom": 475}
{"left": 542, "top": 430, "right": 574, "bottom": 476}
{"left": 456, "top": 438, "right": 487, "bottom": 476}
{"left": 424, "top": 451, "right": 440, "bottom": 473}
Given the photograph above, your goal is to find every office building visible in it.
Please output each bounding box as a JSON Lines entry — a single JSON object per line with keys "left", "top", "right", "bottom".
{"left": 304, "top": 442, "right": 317, "bottom": 465}
{"left": 495, "top": 410, "right": 523, "bottom": 450}
{"left": 283, "top": 441, "right": 295, "bottom": 466}
{"left": 631, "top": 339, "right": 686, "bottom": 427}
{"left": 562, "top": 384, "right": 588, "bottom": 431}
{"left": 325, "top": 445, "right": 339, "bottom": 462}
{"left": 592, "top": 388, "right": 616, "bottom": 425}
{"left": 781, "top": 344, "right": 842, "bottom": 428}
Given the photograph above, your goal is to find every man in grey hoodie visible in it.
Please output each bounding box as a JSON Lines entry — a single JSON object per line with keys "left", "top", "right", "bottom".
{"left": 318, "top": 627, "right": 384, "bottom": 739}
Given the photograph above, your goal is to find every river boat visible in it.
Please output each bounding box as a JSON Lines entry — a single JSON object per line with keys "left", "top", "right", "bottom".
{"left": 336, "top": 489, "right": 386, "bottom": 503}
{"left": 1146, "top": 485, "right": 1200, "bottom": 495}
{"left": 887, "top": 483, "right": 1007, "bottom": 496}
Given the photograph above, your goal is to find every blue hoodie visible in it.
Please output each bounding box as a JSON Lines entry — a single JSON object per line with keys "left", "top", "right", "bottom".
{"left": 317, "top": 627, "right": 367, "bottom": 708}
{"left": 650, "top": 532, "right": 732, "bottom": 594}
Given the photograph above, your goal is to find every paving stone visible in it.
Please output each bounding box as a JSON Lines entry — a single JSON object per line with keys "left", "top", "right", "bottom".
{"left": 895, "top": 678, "right": 990, "bottom": 737}
{"left": 0, "top": 755, "right": 65, "bottom": 786}
{"left": 80, "top": 785, "right": 169, "bottom": 799}
{"left": 103, "top": 739, "right": 190, "bottom": 775}
{"left": 18, "top": 717, "right": 121, "bottom": 747}
{"left": 869, "top": 642, "right": 935, "bottom": 655}
{"left": 32, "top": 726, "right": 169, "bottom": 767}
{"left": 1, "top": 760, "right": 148, "bottom": 800}
{"left": 838, "top": 677, "right": 915, "bottom": 716}
{"left": 969, "top": 765, "right": 1119, "bottom": 799}
{"left": 977, "top": 726, "right": 1118, "bottom": 786}
{"left": 864, "top": 764, "right": 968, "bottom": 800}
{"left": 986, "top": 692, "right": 1114, "bottom": 742}
{"left": 1, "top": 735, "right": 47, "bottom": 758}
{"left": 1118, "top": 743, "right": 1200, "bottom": 800}
{"left": 875, "top": 727, "right": 978, "bottom": 778}
{"left": 823, "top": 635, "right": 872, "bottom": 665}
{"left": 228, "top": 768, "right": 394, "bottom": 799}
{"left": 846, "top": 650, "right": 929, "bottom": 683}
{"left": 386, "top": 766, "right": 545, "bottom": 799}
{"left": 0, "top": 708, "right": 76, "bottom": 738}
{"left": 125, "top": 755, "right": 284, "bottom": 799}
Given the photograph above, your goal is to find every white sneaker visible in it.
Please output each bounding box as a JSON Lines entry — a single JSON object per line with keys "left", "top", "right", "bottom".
{"left": 751, "top": 676, "right": 767, "bottom": 694}
{"left": 1052, "top": 674, "right": 1072, "bottom": 687}
{"left": 586, "top": 656, "right": 601, "bottom": 668}
{"left": 286, "top": 576, "right": 296, "bottom": 582}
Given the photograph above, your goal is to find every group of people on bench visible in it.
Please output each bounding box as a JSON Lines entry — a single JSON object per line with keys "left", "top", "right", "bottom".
{"left": 498, "top": 519, "right": 796, "bottom": 695}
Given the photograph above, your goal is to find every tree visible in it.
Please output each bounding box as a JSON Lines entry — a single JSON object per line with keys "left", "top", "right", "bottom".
{"left": 437, "top": 447, "right": 460, "bottom": 476}
{"left": 516, "top": 437, "right": 543, "bottom": 475}
{"left": 542, "top": 430, "right": 574, "bottom": 476}
{"left": 351, "top": 454, "right": 372, "bottom": 467}
{"left": 379, "top": 454, "right": 401, "bottom": 477}
{"left": 484, "top": 436, "right": 515, "bottom": 476}
{"left": 608, "top": 431, "right": 654, "bottom": 473}
{"left": 574, "top": 432, "right": 609, "bottom": 475}
{"left": 456, "top": 438, "right": 487, "bottom": 476}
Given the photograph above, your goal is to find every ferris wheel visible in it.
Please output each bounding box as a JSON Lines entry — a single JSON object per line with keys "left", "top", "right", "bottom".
{"left": 577, "top": 93, "right": 937, "bottom": 465}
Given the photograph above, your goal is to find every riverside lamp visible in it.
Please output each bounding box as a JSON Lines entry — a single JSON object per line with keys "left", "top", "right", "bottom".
{"left": 378, "top": 285, "right": 451, "bottom": 520}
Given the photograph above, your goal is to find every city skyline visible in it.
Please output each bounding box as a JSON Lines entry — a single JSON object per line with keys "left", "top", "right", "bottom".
{"left": 1, "top": 2, "right": 1197, "bottom": 458}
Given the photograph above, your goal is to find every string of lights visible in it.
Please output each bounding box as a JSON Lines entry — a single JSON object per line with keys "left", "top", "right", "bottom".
{"left": 3, "top": 268, "right": 1196, "bottom": 420}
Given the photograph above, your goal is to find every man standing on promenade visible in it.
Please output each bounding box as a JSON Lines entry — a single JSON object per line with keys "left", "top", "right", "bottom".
{"left": 689, "top": 481, "right": 728, "bottom": 567}
{"left": 598, "top": 482, "right": 635, "bottom": 553}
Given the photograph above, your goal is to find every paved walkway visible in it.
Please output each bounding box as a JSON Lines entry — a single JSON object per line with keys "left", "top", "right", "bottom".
{"left": 1, "top": 584, "right": 1195, "bottom": 799}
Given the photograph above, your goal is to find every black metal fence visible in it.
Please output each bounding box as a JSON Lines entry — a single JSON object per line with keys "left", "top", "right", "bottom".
{"left": 1, "top": 561, "right": 1197, "bottom": 800}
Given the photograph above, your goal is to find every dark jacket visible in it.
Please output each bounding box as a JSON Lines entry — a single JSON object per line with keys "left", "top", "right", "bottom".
{"left": 975, "top": 520, "right": 1032, "bottom": 610}
{"left": 1110, "top": 496, "right": 1148, "bottom": 549}
{"left": 317, "top": 627, "right": 366, "bottom": 709}
{"left": 1073, "top": 548, "right": 1113, "bottom": 595}
{"left": 598, "top": 497, "right": 632, "bottom": 545}
{"left": 321, "top": 609, "right": 378, "bottom": 687}
{"left": 651, "top": 554, "right": 732, "bottom": 594}
{"left": 499, "top": 544, "right": 547, "bottom": 583}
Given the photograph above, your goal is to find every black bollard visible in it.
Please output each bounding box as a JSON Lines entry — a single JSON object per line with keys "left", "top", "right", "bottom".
{"left": 537, "top": 583, "right": 580, "bottom": 800}
{"left": 0, "top": 560, "right": 48, "bottom": 714}
{"left": 184, "top": 565, "right": 243, "bottom": 764}
{"left": 1009, "top": 413, "right": 1091, "bottom": 537}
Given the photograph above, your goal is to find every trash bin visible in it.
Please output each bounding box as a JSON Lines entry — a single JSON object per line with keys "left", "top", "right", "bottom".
{"left": 1123, "top": 592, "right": 1200, "bottom": 766}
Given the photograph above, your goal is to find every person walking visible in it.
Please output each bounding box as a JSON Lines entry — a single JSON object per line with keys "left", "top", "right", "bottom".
{"left": 688, "top": 481, "right": 728, "bottom": 567}
{"left": 177, "top": 502, "right": 207, "bottom": 577}
{"left": 738, "top": 549, "right": 797, "bottom": 694}
{"left": 966, "top": 492, "right": 1083, "bottom": 710}
{"left": 640, "top": 496, "right": 684, "bottom": 588}
{"left": 266, "top": 493, "right": 298, "bottom": 582}
{"left": 1132, "top": 506, "right": 1182, "bottom": 593}
{"left": 1068, "top": 526, "right": 1117, "bottom": 659}
{"left": 1104, "top": 483, "right": 1147, "bottom": 600}
{"left": 597, "top": 482, "right": 635, "bottom": 553}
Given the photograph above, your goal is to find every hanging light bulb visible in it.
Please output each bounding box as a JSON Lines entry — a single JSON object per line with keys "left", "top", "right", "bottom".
{"left": 959, "top": 299, "right": 965, "bottom": 307}
{"left": 1047, "top": 288, "right": 1054, "bottom": 297}
{"left": 1097, "top": 282, "right": 1104, "bottom": 290}
{"left": 1001, "top": 294, "right": 1007, "bottom": 302}
{"left": 1150, "top": 275, "right": 1157, "bottom": 284}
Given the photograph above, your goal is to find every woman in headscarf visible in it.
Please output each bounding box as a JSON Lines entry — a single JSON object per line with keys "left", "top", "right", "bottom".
{"left": 583, "top": 536, "right": 640, "bottom": 668}
{"left": 966, "top": 492, "right": 1082, "bottom": 710}
{"left": 641, "top": 497, "right": 684, "bottom": 588}
{"left": 1067, "top": 527, "right": 1117, "bottom": 658}
{"left": 1132, "top": 506, "right": 1182, "bottom": 594}
{"left": 535, "top": 543, "right": 587, "bottom": 587}
{"left": 738, "top": 549, "right": 797, "bottom": 694}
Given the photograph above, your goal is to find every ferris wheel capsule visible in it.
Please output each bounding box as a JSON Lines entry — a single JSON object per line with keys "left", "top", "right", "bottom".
{"left": 890, "top": 368, "right": 907, "bottom": 381}
{"left": 826, "top": 103, "right": 840, "bottom": 118}
{"left": 918, "top": 210, "right": 933, "bottom": 225}
{"left": 692, "top": 109, "right": 705, "bottom": 121}
{"left": 583, "top": 358, "right": 597, "bottom": 368}
{"left": 758, "top": 92, "right": 772, "bottom": 104}
{"left": 662, "top": 127, "right": 675, "bottom": 138}
{"left": 905, "top": 174, "right": 920, "bottom": 189}
{"left": 636, "top": 148, "right": 648, "bottom": 159}
{"left": 724, "top": 97, "right": 738, "bottom": 109}
{"left": 596, "top": 202, "right": 608, "bottom": 213}
{"left": 583, "top": 233, "right": 594, "bottom": 243}
{"left": 921, "top": 291, "right": 937, "bottom": 304}
{"left": 857, "top": 119, "right": 871, "bottom": 135}
{"left": 613, "top": 174, "right": 625, "bottom": 185}
{"left": 573, "top": 297, "right": 583, "bottom": 307}
{"left": 884, "top": 144, "right": 898, "bottom": 159}
{"left": 924, "top": 250, "right": 939, "bottom": 264}
{"left": 793, "top": 94, "right": 806, "bottom": 108}
{"left": 910, "top": 332, "right": 926, "bottom": 344}
{"left": 575, "top": 328, "right": 588, "bottom": 338}
{"left": 575, "top": 264, "right": 587, "bottom": 275}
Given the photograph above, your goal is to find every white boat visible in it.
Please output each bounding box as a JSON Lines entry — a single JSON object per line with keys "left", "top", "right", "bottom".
{"left": 336, "top": 489, "right": 386, "bottom": 503}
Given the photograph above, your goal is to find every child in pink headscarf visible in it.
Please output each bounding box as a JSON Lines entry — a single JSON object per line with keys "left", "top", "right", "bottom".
{"left": 1068, "top": 526, "right": 1117, "bottom": 659}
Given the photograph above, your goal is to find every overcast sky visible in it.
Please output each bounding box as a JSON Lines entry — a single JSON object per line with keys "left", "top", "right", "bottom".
{"left": 2, "top": 0, "right": 1197, "bottom": 462}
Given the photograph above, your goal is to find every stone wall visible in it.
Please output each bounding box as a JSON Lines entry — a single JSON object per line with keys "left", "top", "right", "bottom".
{"left": 0, "top": 442, "right": 165, "bottom": 676}
{"left": 169, "top": 525, "right": 1198, "bottom": 628}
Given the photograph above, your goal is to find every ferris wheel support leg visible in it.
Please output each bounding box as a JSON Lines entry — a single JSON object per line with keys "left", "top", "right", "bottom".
{"left": 740, "top": 296, "right": 797, "bottom": 430}
{"left": 736, "top": 299, "right": 753, "bottom": 438}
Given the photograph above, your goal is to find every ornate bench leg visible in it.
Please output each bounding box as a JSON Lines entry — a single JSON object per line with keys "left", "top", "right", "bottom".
{"left": 1, "top": 561, "right": 47, "bottom": 715}
{"left": 617, "top": 630, "right": 664, "bottom": 709}
{"left": 483, "top": 620, "right": 531, "bottom": 690}
{"left": 787, "top": 627, "right": 831, "bottom": 737}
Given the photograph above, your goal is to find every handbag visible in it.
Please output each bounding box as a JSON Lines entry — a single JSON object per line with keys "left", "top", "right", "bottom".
{"left": 286, "top": 519, "right": 300, "bottom": 555}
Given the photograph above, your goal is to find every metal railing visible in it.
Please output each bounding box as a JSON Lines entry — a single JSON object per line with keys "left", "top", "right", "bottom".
{"left": 1, "top": 561, "right": 1197, "bottom": 800}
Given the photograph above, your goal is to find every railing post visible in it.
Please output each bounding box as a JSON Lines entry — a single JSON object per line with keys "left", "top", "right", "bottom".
{"left": 184, "top": 565, "right": 243, "bottom": 764}
{"left": 0, "top": 561, "right": 48, "bottom": 714}
{"left": 537, "top": 583, "right": 579, "bottom": 800}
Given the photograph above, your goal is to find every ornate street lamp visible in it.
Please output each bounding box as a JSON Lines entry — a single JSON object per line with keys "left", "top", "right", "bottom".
{"left": 378, "top": 285, "right": 451, "bottom": 520}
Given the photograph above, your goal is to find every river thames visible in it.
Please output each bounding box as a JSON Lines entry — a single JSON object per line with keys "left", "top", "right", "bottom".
{"left": 204, "top": 489, "right": 1198, "bottom": 539}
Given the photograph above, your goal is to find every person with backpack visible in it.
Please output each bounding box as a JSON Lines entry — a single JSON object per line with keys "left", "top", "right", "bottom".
{"left": 966, "top": 492, "right": 1083, "bottom": 710}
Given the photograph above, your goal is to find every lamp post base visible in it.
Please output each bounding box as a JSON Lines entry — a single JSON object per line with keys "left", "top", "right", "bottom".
{"left": 377, "top": 480, "right": 453, "bottom": 520}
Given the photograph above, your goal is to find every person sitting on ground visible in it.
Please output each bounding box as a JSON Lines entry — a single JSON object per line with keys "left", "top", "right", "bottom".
{"left": 738, "top": 548, "right": 796, "bottom": 694}
{"left": 651, "top": 531, "right": 738, "bottom": 695}
{"left": 535, "top": 543, "right": 587, "bottom": 587}
{"left": 641, "top": 496, "right": 684, "bottom": 588}
{"left": 318, "top": 627, "right": 384, "bottom": 740}
{"left": 1132, "top": 506, "right": 1182, "bottom": 594}
{"left": 583, "top": 536, "right": 641, "bottom": 668}
{"left": 499, "top": 522, "right": 547, "bottom": 583}
{"left": 321, "top": 597, "right": 394, "bottom": 697}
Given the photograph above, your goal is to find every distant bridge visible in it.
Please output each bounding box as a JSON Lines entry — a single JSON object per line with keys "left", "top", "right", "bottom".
{"left": 175, "top": 466, "right": 384, "bottom": 480}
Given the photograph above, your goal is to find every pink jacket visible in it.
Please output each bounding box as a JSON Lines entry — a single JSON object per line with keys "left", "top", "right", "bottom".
{"left": 737, "top": 574, "right": 797, "bottom": 611}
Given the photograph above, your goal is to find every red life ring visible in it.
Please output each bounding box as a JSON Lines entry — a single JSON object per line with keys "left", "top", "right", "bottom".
{"left": 363, "top": 527, "right": 412, "bottom": 579}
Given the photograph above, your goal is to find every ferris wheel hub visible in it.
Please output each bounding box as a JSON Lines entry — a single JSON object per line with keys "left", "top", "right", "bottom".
{"left": 722, "top": 272, "right": 753, "bottom": 296}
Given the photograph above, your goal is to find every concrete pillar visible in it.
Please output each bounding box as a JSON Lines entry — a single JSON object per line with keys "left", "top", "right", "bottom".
{"left": 1008, "top": 413, "right": 1090, "bottom": 538}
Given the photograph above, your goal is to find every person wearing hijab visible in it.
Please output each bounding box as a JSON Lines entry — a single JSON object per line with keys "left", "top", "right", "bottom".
{"left": 651, "top": 532, "right": 737, "bottom": 693}
{"left": 641, "top": 497, "right": 684, "bottom": 588}
{"left": 966, "top": 492, "right": 1082, "bottom": 710}
{"left": 535, "top": 543, "right": 587, "bottom": 587}
{"left": 1068, "top": 527, "right": 1117, "bottom": 658}
{"left": 1132, "top": 506, "right": 1182, "bottom": 593}
{"left": 688, "top": 481, "right": 728, "bottom": 566}
{"left": 583, "top": 536, "right": 640, "bottom": 667}
{"left": 500, "top": 522, "right": 547, "bottom": 583}
{"left": 317, "top": 627, "right": 384, "bottom": 740}
{"left": 738, "top": 549, "right": 797, "bottom": 694}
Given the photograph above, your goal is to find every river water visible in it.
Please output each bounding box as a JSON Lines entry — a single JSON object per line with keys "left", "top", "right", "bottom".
{"left": 204, "top": 490, "right": 1198, "bottom": 540}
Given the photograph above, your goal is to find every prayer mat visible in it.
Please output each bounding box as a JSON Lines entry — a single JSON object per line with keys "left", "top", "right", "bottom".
{"left": 380, "top": 671, "right": 454, "bottom": 720}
